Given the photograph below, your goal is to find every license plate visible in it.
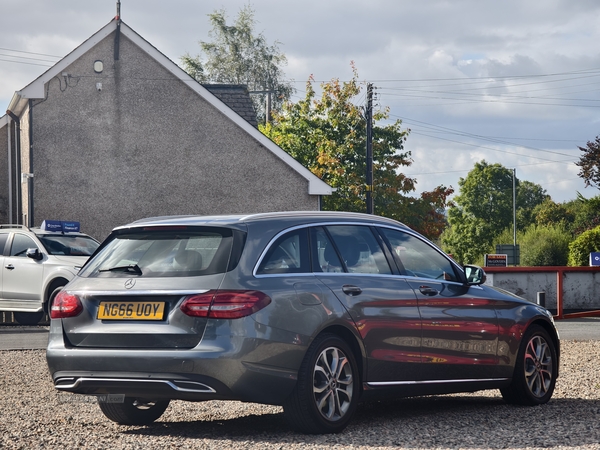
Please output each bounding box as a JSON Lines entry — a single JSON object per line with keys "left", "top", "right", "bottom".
{"left": 97, "top": 301, "right": 165, "bottom": 320}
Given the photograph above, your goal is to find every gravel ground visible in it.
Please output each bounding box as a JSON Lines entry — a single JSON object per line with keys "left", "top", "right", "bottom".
{"left": 1, "top": 340, "right": 599, "bottom": 450}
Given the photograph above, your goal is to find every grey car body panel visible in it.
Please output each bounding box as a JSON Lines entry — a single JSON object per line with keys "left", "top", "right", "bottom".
{"left": 406, "top": 279, "right": 501, "bottom": 380}
{"left": 315, "top": 273, "right": 423, "bottom": 382}
{"left": 46, "top": 211, "right": 559, "bottom": 407}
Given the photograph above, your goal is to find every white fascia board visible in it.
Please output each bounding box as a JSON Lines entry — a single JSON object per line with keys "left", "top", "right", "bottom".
{"left": 9, "top": 21, "right": 118, "bottom": 116}
{"left": 0, "top": 114, "right": 8, "bottom": 128}
{"left": 20, "top": 23, "right": 117, "bottom": 100}
{"left": 7, "top": 92, "right": 29, "bottom": 116}
{"left": 118, "top": 25, "right": 332, "bottom": 196}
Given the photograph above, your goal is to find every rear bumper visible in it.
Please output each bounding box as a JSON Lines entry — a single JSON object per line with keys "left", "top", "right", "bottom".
{"left": 51, "top": 371, "right": 228, "bottom": 401}
{"left": 46, "top": 321, "right": 304, "bottom": 405}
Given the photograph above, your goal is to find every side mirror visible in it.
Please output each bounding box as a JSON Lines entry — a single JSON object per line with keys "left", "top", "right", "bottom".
{"left": 26, "top": 248, "right": 43, "bottom": 261}
{"left": 464, "top": 264, "right": 486, "bottom": 285}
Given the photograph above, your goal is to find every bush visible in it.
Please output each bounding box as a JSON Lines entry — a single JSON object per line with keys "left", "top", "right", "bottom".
{"left": 491, "top": 224, "right": 572, "bottom": 266}
{"left": 520, "top": 224, "right": 571, "bottom": 266}
{"left": 568, "top": 226, "right": 600, "bottom": 266}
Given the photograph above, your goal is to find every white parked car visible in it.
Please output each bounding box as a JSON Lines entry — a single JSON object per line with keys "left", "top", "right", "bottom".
{"left": 0, "top": 221, "right": 99, "bottom": 325}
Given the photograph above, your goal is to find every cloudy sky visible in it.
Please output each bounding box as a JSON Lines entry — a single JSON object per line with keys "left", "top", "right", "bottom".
{"left": 2, "top": 0, "right": 600, "bottom": 203}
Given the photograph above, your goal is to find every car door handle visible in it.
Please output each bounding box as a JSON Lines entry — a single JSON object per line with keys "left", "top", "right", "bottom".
{"left": 342, "top": 285, "right": 362, "bottom": 296}
{"left": 419, "top": 285, "right": 438, "bottom": 296}
{"left": 5, "top": 264, "right": 14, "bottom": 270}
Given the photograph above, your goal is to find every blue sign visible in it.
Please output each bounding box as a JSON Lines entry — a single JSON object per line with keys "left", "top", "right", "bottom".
{"left": 41, "top": 220, "right": 63, "bottom": 231}
{"left": 40, "top": 220, "right": 81, "bottom": 233}
{"left": 62, "top": 221, "right": 80, "bottom": 232}
{"left": 590, "top": 252, "right": 600, "bottom": 267}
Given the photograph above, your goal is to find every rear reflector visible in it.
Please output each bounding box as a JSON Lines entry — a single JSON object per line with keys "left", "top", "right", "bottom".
{"left": 180, "top": 290, "right": 271, "bottom": 319}
{"left": 50, "top": 291, "right": 83, "bottom": 319}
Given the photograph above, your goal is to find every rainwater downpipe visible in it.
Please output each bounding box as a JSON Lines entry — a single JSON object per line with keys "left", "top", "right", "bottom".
{"left": 28, "top": 99, "right": 34, "bottom": 227}
{"left": 7, "top": 117, "right": 12, "bottom": 224}
{"left": 6, "top": 110, "right": 21, "bottom": 225}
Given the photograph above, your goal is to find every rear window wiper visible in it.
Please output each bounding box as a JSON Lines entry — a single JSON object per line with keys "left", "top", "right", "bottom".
{"left": 99, "top": 264, "right": 143, "bottom": 275}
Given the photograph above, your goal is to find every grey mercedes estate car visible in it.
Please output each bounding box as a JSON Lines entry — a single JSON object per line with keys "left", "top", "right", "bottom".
{"left": 46, "top": 212, "right": 559, "bottom": 434}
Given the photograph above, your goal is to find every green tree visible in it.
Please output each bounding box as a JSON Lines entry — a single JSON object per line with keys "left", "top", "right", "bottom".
{"left": 533, "top": 199, "right": 575, "bottom": 228}
{"left": 517, "top": 180, "right": 551, "bottom": 229}
{"left": 576, "top": 136, "right": 600, "bottom": 188}
{"left": 260, "top": 67, "right": 453, "bottom": 240}
{"left": 442, "top": 161, "right": 548, "bottom": 264}
{"left": 442, "top": 213, "right": 491, "bottom": 265}
{"left": 452, "top": 161, "right": 514, "bottom": 232}
{"left": 181, "top": 5, "right": 293, "bottom": 122}
{"left": 491, "top": 224, "right": 571, "bottom": 266}
{"left": 563, "top": 193, "right": 600, "bottom": 235}
{"left": 568, "top": 225, "right": 600, "bottom": 266}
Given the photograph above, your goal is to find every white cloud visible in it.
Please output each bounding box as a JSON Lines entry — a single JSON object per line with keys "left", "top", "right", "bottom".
{"left": 2, "top": 0, "right": 599, "bottom": 203}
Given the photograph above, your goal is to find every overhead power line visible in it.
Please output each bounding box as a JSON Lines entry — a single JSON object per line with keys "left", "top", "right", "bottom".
{"left": 393, "top": 115, "right": 579, "bottom": 158}
{"left": 0, "top": 58, "right": 53, "bottom": 67}
{"left": 0, "top": 47, "right": 62, "bottom": 58}
{"left": 0, "top": 53, "right": 58, "bottom": 63}
{"left": 0, "top": 47, "right": 60, "bottom": 68}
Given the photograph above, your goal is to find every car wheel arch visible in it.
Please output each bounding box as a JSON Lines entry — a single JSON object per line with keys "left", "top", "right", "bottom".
{"left": 311, "top": 324, "right": 366, "bottom": 384}
{"left": 44, "top": 278, "right": 69, "bottom": 313}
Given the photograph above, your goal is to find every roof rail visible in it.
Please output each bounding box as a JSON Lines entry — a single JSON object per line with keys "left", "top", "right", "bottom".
{"left": 0, "top": 224, "right": 29, "bottom": 230}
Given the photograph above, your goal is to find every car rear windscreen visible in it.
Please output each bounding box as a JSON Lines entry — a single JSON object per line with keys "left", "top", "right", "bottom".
{"left": 79, "top": 227, "right": 237, "bottom": 278}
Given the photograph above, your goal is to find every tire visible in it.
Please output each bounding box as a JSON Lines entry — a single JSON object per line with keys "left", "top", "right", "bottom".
{"left": 283, "top": 333, "right": 360, "bottom": 434}
{"left": 98, "top": 397, "right": 170, "bottom": 425}
{"left": 500, "top": 325, "right": 557, "bottom": 405}
{"left": 13, "top": 311, "right": 44, "bottom": 325}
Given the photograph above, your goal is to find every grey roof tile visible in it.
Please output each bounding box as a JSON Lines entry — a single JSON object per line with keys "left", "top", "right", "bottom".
{"left": 202, "top": 84, "right": 259, "bottom": 128}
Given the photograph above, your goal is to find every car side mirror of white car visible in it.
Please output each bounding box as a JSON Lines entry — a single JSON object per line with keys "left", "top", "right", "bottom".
{"left": 26, "top": 248, "right": 43, "bottom": 261}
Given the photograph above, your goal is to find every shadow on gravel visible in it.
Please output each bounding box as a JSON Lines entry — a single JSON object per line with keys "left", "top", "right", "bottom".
{"left": 125, "top": 412, "right": 289, "bottom": 438}
{"left": 120, "top": 396, "right": 600, "bottom": 448}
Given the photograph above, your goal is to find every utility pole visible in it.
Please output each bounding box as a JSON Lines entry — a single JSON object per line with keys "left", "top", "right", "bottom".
{"left": 366, "top": 83, "right": 374, "bottom": 214}
{"left": 513, "top": 168, "right": 517, "bottom": 246}
{"left": 265, "top": 91, "right": 272, "bottom": 125}
{"left": 248, "top": 89, "right": 273, "bottom": 125}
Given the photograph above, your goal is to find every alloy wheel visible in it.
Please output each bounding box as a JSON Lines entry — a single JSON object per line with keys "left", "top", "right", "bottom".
{"left": 524, "top": 335, "right": 553, "bottom": 398}
{"left": 312, "top": 346, "right": 354, "bottom": 421}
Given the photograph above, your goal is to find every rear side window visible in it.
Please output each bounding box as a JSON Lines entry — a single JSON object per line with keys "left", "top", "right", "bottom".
{"left": 79, "top": 227, "right": 235, "bottom": 278}
{"left": 257, "top": 229, "right": 310, "bottom": 274}
{"left": 311, "top": 227, "right": 343, "bottom": 272}
{"left": 325, "top": 225, "right": 392, "bottom": 274}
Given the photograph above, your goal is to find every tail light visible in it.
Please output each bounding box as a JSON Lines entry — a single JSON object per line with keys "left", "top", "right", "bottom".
{"left": 180, "top": 290, "right": 271, "bottom": 319}
{"left": 50, "top": 291, "right": 83, "bottom": 319}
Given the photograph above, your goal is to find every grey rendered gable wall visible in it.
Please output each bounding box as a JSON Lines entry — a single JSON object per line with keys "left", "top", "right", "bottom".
{"left": 30, "top": 32, "right": 317, "bottom": 240}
